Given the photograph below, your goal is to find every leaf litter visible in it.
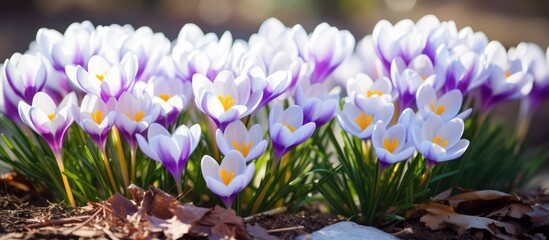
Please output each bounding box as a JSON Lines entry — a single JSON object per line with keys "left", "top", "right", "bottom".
{"left": 402, "top": 187, "right": 549, "bottom": 239}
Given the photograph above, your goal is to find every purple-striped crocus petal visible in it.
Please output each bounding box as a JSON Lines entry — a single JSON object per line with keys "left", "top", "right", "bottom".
{"left": 201, "top": 152, "right": 254, "bottom": 208}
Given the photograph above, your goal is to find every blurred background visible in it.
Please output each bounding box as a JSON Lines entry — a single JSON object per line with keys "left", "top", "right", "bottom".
{"left": 0, "top": 0, "right": 548, "bottom": 144}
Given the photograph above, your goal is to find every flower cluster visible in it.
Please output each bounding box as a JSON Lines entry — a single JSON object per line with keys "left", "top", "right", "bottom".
{"left": 1, "top": 16, "right": 547, "bottom": 209}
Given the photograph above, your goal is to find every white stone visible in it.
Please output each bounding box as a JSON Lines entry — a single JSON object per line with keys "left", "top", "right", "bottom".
{"left": 296, "top": 221, "right": 398, "bottom": 240}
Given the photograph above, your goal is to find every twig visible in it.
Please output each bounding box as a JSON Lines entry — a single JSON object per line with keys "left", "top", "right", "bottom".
{"left": 267, "top": 226, "right": 304, "bottom": 233}
{"left": 27, "top": 216, "right": 89, "bottom": 228}
{"left": 391, "top": 227, "right": 413, "bottom": 237}
{"left": 63, "top": 209, "right": 101, "bottom": 235}
{"left": 94, "top": 224, "right": 121, "bottom": 240}
{"left": 243, "top": 206, "right": 287, "bottom": 221}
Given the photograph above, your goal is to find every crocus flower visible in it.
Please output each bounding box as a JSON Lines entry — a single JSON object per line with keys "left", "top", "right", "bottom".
{"left": 201, "top": 151, "right": 255, "bottom": 208}
{"left": 137, "top": 123, "right": 201, "bottom": 194}
{"left": 416, "top": 84, "right": 471, "bottom": 122}
{"left": 372, "top": 18, "right": 428, "bottom": 70}
{"left": 346, "top": 73, "right": 393, "bottom": 104}
{"left": 18, "top": 92, "right": 76, "bottom": 156}
{"left": 511, "top": 43, "right": 549, "bottom": 139}
{"left": 294, "top": 82, "right": 340, "bottom": 127}
{"left": 439, "top": 48, "right": 490, "bottom": 95}
{"left": 71, "top": 94, "right": 117, "bottom": 149}
{"left": 134, "top": 76, "right": 192, "bottom": 126}
{"left": 36, "top": 21, "right": 97, "bottom": 71}
{"left": 216, "top": 121, "right": 268, "bottom": 162}
{"left": 354, "top": 35, "right": 387, "bottom": 80}
{"left": 337, "top": 97, "right": 394, "bottom": 140}
{"left": 172, "top": 24, "right": 233, "bottom": 81}
{"left": 115, "top": 92, "right": 159, "bottom": 148}
{"left": 247, "top": 18, "right": 304, "bottom": 94}
{"left": 372, "top": 121, "right": 415, "bottom": 169}
{"left": 390, "top": 64, "right": 424, "bottom": 111}
{"left": 411, "top": 115, "right": 469, "bottom": 167}
{"left": 3, "top": 53, "right": 47, "bottom": 121}
{"left": 192, "top": 70, "right": 263, "bottom": 130}
{"left": 479, "top": 41, "right": 533, "bottom": 112}
{"left": 269, "top": 105, "right": 316, "bottom": 161}
{"left": 118, "top": 26, "right": 171, "bottom": 82}
{"left": 306, "top": 23, "right": 355, "bottom": 84}
{"left": 233, "top": 53, "right": 292, "bottom": 109}
{"left": 18, "top": 92, "right": 77, "bottom": 207}
{"left": 65, "top": 53, "right": 138, "bottom": 102}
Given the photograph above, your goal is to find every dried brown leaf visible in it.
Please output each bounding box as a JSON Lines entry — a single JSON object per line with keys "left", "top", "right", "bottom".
{"left": 486, "top": 203, "right": 532, "bottom": 219}
{"left": 194, "top": 205, "right": 249, "bottom": 240}
{"left": 420, "top": 203, "right": 517, "bottom": 239}
{"left": 147, "top": 187, "right": 179, "bottom": 219}
{"left": 127, "top": 184, "right": 145, "bottom": 205}
{"left": 527, "top": 204, "right": 549, "bottom": 228}
{"left": 171, "top": 203, "right": 210, "bottom": 224}
{"left": 157, "top": 216, "right": 192, "bottom": 240}
{"left": 246, "top": 224, "right": 280, "bottom": 240}
{"left": 106, "top": 193, "right": 137, "bottom": 219}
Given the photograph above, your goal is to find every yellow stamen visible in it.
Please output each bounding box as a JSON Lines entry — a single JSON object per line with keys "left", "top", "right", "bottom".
{"left": 48, "top": 114, "right": 55, "bottom": 121}
{"left": 281, "top": 122, "right": 296, "bottom": 133}
{"left": 430, "top": 103, "right": 446, "bottom": 116}
{"left": 232, "top": 141, "right": 253, "bottom": 158}
{"left": 367, "top": 90, "right": 383, "bottom": 97}
{"left": 421, "top": 76, "right": 427, "bottom": 81}
{"left": 158, "top": 93, "right": 171, "bottom": 102}
{"left": 96, "top": 73, "right": 105, "bottom": 81}
{"left": 505, "top": 70, "right": 511, "bottom": 78}
{"left": 218, "top": 95, "right": 235, "bottom": 112}
{"left": 90, "top": 110, "right": 104, "bottom": 124}
{"left": 431, "top": 135, "right": 449, "bottom": 148}
{"left": 126, "top": 111, "right": 145, "bottom": 122}
{"left": 354, "top": 112, "right": 373, "bottom": 131}
{"left": 219, "top": 169, "right": 235, "bottom": 186}
{"left": 383, "top": 138, "right": 399, "bottom": 153}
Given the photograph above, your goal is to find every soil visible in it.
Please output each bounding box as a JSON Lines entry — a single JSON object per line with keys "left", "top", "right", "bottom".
{"left": 246, "top": 204, "right": 343, "bottom": 239}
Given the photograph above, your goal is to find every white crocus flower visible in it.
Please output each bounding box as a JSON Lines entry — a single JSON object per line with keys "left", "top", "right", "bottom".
{"left": 215, "top": 121, "right": 268, "bottom": 162}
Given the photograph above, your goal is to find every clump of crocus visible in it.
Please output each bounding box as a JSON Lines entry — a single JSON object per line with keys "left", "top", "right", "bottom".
{"left": 269, "top": 104, "right": 316, "bottom": 163}
{"left": 201, "top": 151, "right": 255, "bottom": 208}
{"left": 18, "top": 92, "right": 77, "bottom": 206}
{"left": 137, "top": 123, "right": 201, "bottom": 194}
{"left": 216, "top": 120, "right": 268, "bottom": 162}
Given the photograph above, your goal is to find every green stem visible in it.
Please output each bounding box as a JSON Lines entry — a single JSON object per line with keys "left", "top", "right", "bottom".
{"left": 112, "top": 126, "right": 129, "bottom": 188}
{"left": 101, "top": 148, "right": 119, "bottom": 193}
{"left": 54, "top": 152, "right": 75, "bottom": 207}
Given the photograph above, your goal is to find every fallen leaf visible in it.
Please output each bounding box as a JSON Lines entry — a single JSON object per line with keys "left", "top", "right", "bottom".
{"left": 420, "top": 203, "right": 517, "bottom": 239}
{"left": 171, "top": 203, "right": 210, "bottom": 224}
{"left": 527, "top": 204, "right": 549, "bottom": 228}
{"left": 127, "top": 184, "right": 145, "bottom": 205}
{"left": 147, "top": 187, "right": 179, "bottom": 219}
{"left": 486, "top": 203, "right": 532, "bottom": 219}
{"left": 161, "top": 216, "right": 192, "bottom": 240}
{"left": 106, "top": 193, "right": 137, "bottom": 219}
{"left": 246, "top": 224, "right": 280, "bottom": 240}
